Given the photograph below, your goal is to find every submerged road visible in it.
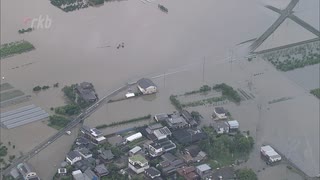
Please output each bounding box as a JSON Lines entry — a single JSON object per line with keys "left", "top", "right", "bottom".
{"left": 265, "top": 5, "right": 320, "bottom": 37}
{"left": 250, "top": 0, "right": 299, "bottom": 52}
{"left": 1, "top": 84, "right": 131, "bottom": 176}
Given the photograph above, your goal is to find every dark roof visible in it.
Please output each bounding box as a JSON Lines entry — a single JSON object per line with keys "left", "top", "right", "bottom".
{"left": 67, "top": 151, "right": 81, "bottom": 160}
{"left": 185, "top": 145, "right": 201, "bottom": 157}
{"left": 161, "top": 153, "right": 178, "bottom": 162}
{"left": 212, "top": 167, "right": 235, "bottom": 180}
{"left": 137, "top": 78, "right": 156, "bottom": 89}
{"left": 214, "top": 107, "right": 226, "bottom": 114}
{"left": 79, "top": 82, "right": 93, "bottom": 89}
{"left": 145, "top": 167, "right": 161, "bottom": 177}
{"left": 75, "top": 83, "right": 97, "bottom": 102}
{"left": 151, "top": 138, "right": 176, "bottom": 152}
{"left": 172, "top": 129, "right": 207, "bottom": 145}
{"left": 100, "top": 149, "right": 114, "bottom": 160}
{"left": 180, "top": 110, "right": 198, "bottom": 126}
{"left": 95, "top": 164, "right": 109, "bottom": 176}
{"left": 76, "top": 137, "right": 90, "bottom": 145}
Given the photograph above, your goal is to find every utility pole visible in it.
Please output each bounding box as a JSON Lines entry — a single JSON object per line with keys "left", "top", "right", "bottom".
{"left": 163, "top": 72, "right": 166, "bottom": 88}
{"left": 202, "top": 57, "right": 205, "bottom": 82}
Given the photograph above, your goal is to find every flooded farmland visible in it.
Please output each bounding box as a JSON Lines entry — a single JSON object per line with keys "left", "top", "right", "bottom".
{"left": 1, "top": 0, "right": 319, "bottom": 179}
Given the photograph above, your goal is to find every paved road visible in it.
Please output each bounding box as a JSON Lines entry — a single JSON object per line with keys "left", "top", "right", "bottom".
{"left": 250, "top": 0, "right": 300, "bottom": 52}
{"left": 1, "top": 84, "right": 131, "bottom": 176}
{"left": 265, "top": 5, "right": 320, "bottom": 37}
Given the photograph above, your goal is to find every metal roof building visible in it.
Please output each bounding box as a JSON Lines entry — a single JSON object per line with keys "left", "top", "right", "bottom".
{"left": 1, "top": 104, "right": 49, "bottom": 129}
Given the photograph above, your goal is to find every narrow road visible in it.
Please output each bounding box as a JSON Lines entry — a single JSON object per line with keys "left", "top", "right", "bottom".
{"left": 1, "top": 84, "right": 131, "bottom": 176}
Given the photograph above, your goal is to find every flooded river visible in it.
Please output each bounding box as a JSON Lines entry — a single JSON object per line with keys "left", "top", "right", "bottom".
{"left": 1, "top": 0, "right": 319, "bottom": 179}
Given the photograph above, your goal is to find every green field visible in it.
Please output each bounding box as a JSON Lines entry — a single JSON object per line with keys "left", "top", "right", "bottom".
{"left": 0, "top": 83, "right": 14, "bottom": 92}
{"left": 0, "top": 40, "right": 35, "bottom": 59}
{"left": 0, "top": 90, "right": 25, "bottom": 102}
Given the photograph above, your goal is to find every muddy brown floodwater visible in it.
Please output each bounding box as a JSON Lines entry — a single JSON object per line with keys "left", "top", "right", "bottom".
{"left": 1, "top": 0, "right": 319, "bottom": 179}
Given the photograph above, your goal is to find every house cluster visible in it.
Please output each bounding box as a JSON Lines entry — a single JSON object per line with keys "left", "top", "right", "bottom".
{"left": 57, "top": 108, "right": 239, "bottom": 180}
{"left": 58, "top": 126, "right": 113, "bottom": 180}
{"left": 211, "top": 107, "right": 240, "bottom": 135}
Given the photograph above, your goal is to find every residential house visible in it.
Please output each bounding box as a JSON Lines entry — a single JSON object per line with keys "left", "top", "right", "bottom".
{"left": 16, "top": 163, "right": 40, "bottom": 180}
{"left": 145, "top": 167, "right": 161, "bottom": 179}
{"left": 212, "top": 121, "right": 229, "bottom": 134}
{"left": 74, "top": 158, "right": 96, "bottom": 172}
{"left": 160, "top": 153, "right": 185, "bottom": 175}
{"left": 57, "top": 168, "right": 67, "bottom": 176}
{"left": 77, "top": 148, "right": 93, "bottom": 159}
{"left": 128, "top": 154, "right": 150, "bottom": 174}
{"left": 146, "top": 123, "right": 163, "bottom": 134}
{"left": 177, "top": 166, "right": 200, "bottom": 180}
{"left": 212, "top": 167, "right": 235, "bottom": 180}
{"left": 99, "top": 149, "right": 114, "bottom": 163}
{"left": 84, "top": 168, "right": 99, "bottom": 180}
{"left": 72, "top": 170, "right": 85, "bottom": 180}
{"left": 154, "top": 113, "right": 169, "bottom": 122}
{"left": 181, "top": 110, "right": 198, "bottom": 127}
{"left": 81, "top": 126, "right": 106, "bottom": 145}
{"left": 129, "top": 146, "right": 142, "bottom": 156}
{"left": 172, "top": 129, "right": 207, "bottom": 145}
{"left": 213, "top": 107, "right": 227, "bottom": 120}
{"left": 137, "top": 78, "right": 157, "bottom": 94}
{"left": 66, "top": 151, "right": 82, "bottom": 165}
{"left": 166, "top": 112, "right": 189, "bottom": 129}
{"left": 94, "top": 164, "right": 109, "bottom": 178}
{"left": 196, "top": 164, "right": 212, "bottom": 179}
{"left": 148, "top": 138, "right": 176, "bottom": 157}
{"left": 10, "top": 168, "right": 20, "bottom": 180}
{"left": 183, "top": 145, "right": 207, "bottom": 163}
{"left": 75, "top": 82, "right": 98, "bottom": 103}
{"left": 227, "top": 120, "right": 239, "bottom": 132}
{"left": 153, "top": 127, "right": 172, "bottom": 140}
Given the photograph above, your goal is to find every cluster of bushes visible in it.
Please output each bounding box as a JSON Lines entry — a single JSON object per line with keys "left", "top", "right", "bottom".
{"left": 169, "top": 95, "right": 182, "bottom": 110}
{"left": 158, "top": 4, "right": 168, "bottom": 13}
{"left": 50, "top": 0, "right": 89, "bottom": 12}
{"left": 0, "top": 146, "right": 8, "bottom": 157}
{"left": 48, "top": 115, "right": 70, "bottom": 130}
{"left": 200, "top": 127, "right": 254, "bottom": 168}
{"left": 89, "top": 0, "right": 104, "bottom": 5}
{"left": 0, "top": 40, "right": 35, "bottom": 59}
{"left": 182, "top": 96, "right": 226, "bottom": 108}
{"left": 236, "top": 168, "right": 258, "bottom": 180}
{"left": 184, "top": 85, "right": 211, "bottom": 95}
{"left": 33, "top": 83, "right": 59, "bottom": 92}
{"left": 310, "top": 88, "right": 320, "bottom": 99}
{"left": 55, "top": 104, "right": 81, "bottom": 116}
{"left": 62, "top": 85, "right": 77, "bottom": 102}
{"left": 269, "top": 53, "right": 320, "bottom": 71}
{"left": 18, "top": 28, "right": 32, "bottom": 34}
{"left": 213, "top": 83, "right": 241, "bottom": 103}
{"left": 96, "top": 115, "right": 151, "bottom": 129}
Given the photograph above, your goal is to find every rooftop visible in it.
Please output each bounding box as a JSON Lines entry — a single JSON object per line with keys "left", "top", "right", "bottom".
{"left": 185, "top": 145, "right": 201, "bottom": 157}
{"left": 196, "top": 164, "right": 211, "bottom": 172}
{"left": 67, "top": 151, "right": 81, "bottom": 159}
{"left": 137, "top": 78, "right": 156, "bottom": 89}
{"left": 130, "top": 146, "right": 142, "bottom": 154}
{"left": 145, "top": 167, "right": 161, "bottom": 176}
{"left": 95, "top": 164, "right": 109, "bottom": 175}
{"left": 129, "top": 154, "right": 148, "bottom": 164}
{"left": 214, "top": 107, "right": 226, "bottom": 114}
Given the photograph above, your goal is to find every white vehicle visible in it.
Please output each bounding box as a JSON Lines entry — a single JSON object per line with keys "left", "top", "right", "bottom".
{"left": 66, "top": 131, "right": 71, "bottom": 135}
{"left": 261, "top": 145, "right": 281, "bottom": 164}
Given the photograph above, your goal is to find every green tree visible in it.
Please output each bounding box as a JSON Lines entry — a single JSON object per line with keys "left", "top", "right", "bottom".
{"left": 236, "top": 168, "right": 257, "bottom": 180}
{"left": 191, "top": 111, "right": 202, "bottom": 121}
